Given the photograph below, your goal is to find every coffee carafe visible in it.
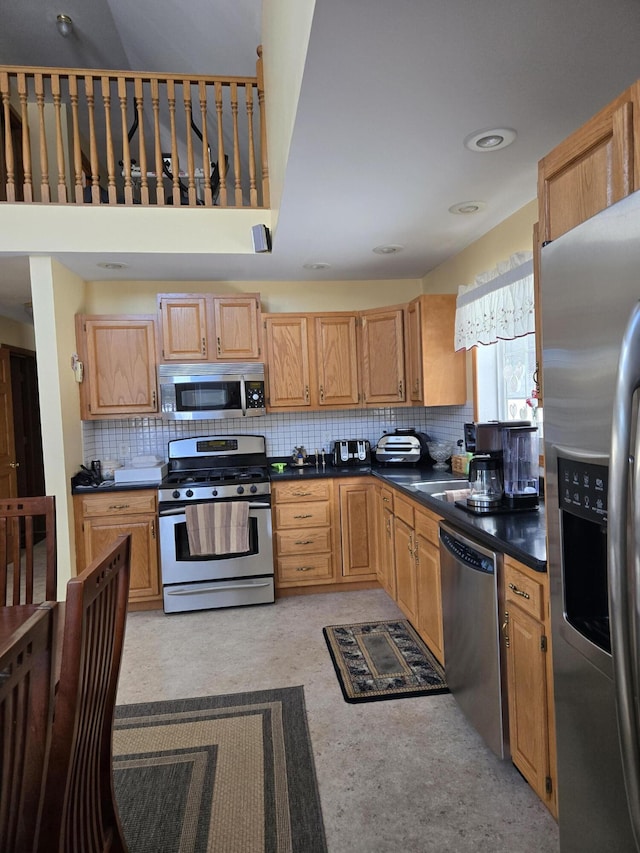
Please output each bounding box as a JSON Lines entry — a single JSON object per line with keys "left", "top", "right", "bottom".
{"left": 501, "top": 424, "right": 539, "bottom": 509}
{"left": 467, "top": 454, "right": 504, "bottom": 512}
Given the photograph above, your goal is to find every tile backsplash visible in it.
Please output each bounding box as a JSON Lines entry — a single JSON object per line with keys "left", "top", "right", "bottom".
{"left": 82, "top": 404, "right": 474, "bottom": 465}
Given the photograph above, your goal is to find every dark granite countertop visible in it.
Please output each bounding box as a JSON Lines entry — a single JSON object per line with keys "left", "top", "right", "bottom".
{"left": 269, "top": 459, "right": 547, "bottom": 572}
{"left": 72, "top": 480, "right": 162, "bottom": 494}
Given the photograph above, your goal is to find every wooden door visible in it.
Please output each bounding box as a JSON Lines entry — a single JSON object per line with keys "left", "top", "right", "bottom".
{"left": 505, "top": 603, "right": 551, "bottom": 804}
{"left": 538, "top": 90, "right": 636, "bottom": 243}
{"left": 394, "top": 516, "right": 417, "bottom": 622}
{"left": 405, "top": 298, "right": 422, "bottom": 402}
{"left": 314, "top": 315, "right": 360, "bottom": 407}
{"left": 0, "top": 348, "right": 18, "bottom": 500}
{"left": 414, "top": 510, "right": 444, "bottom": 664}
{"left": 360, "top": 307, "right": 406, "bottom": 405}
{"left": 339, "top": 481, "right": 378, "bottom": 578}
{"left": 380, "top": 503, "right": 396, "bottom": 598}
{"left": 82, "top": 514, "right": 160, "bottom": 602}
{"left": 213, "top": 296, "right": 261, "bottom": 360}
{"left": 263, "top": 315, "right": 312, "bottom": 408}
{"left": 158, "top": 295, "right": 209, "bottom": 361}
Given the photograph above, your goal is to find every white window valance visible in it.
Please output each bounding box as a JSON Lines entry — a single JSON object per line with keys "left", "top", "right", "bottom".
{"left": 454, "top": 251, "right": 535, "bottom": 350}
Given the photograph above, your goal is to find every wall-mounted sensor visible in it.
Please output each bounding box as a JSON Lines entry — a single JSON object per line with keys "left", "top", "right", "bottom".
{"left": 251, "top": 224, "right": 271, "bottom": 253}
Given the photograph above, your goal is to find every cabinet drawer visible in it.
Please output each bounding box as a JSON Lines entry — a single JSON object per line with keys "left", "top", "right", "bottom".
{"left": 394, "top": 493, "right": 415, "bottom": 527}
{"left": 276, "top": 553, "right": 334, "bottom": 583}
{"left": 379, "top": 486, "right": 394, "bottom": 512}
{"left": 273, "top": 480, "right": 331, "bottom": 503}
{"left": 505, "top": 560, "right": 545, "bottom": 620}
{"left": 275, "top": 527, "right": 331, "bottom": 556}
{"left": 414, "top": 507, "right": 440, "bottom": 546}
{"left": 79, "top": 491, "right": 157, "bottom": 517}
{"left": 274, "top": 501, "right": 331, "bottom": 529}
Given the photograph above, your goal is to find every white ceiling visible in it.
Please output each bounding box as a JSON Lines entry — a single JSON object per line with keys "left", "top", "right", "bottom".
{"left": 2, "top": 0, "right": 640, "bottom": 321}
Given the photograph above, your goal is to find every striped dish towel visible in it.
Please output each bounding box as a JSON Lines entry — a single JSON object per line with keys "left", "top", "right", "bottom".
{"left": 185, "top": 501, "right": 250, "bottom": 556}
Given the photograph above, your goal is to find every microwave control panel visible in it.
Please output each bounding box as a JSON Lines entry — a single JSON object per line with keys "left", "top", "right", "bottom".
{"left": 245, "top": 381, "right": 265, "bottom": 409}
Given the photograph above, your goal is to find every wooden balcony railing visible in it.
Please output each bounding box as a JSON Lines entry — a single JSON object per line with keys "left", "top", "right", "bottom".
{"left": 0, "top": 46, "right": 269, "bottom": 209}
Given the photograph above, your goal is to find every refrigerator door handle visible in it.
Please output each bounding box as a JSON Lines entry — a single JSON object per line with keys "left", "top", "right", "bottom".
{"left": 610, "top": 299, "right": 640, "bottom": 848}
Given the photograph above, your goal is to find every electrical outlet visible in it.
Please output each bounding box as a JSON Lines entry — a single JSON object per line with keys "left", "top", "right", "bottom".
{"left": 119, "top": 444, "right": 130, "bottom": 460}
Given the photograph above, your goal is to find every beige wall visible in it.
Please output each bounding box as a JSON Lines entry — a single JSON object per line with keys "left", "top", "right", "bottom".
{"left": 84, "top": 277, "right": 423, "bottom": 314}
{"left": 0, "top": 315, "right": 36, "bottom": 350}
{"left": 421, "top": 199, "right": 538, "bottom": 293}
{"left": 31, "top": 257, "right": 86, "bottom": 594}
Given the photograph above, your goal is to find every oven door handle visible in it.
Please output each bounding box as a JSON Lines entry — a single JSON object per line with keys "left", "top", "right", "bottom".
{"left": 166, "top": 580, "right": 272, "bottom": 595}
{"left": 160, "top": 501, "right": 270, "bottom": 517}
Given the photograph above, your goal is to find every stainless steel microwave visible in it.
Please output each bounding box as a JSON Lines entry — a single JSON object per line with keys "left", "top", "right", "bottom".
{"left": 157, "top": 363, "right": 266, "bottom": 420}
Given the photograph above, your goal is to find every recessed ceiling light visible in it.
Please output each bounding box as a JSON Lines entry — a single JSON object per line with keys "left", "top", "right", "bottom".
{"left": 448, "top": 201, "right": 486, "bottom": 215}
{"left": 96, "top": 262, "right": 128, "bottom": 269}
{"left": 464, "top": 128, "right": 517, "bottom": 152}
{"left": 372, "top": 244, "right": 404, "bottom": 255}
{"left": 303, "top": 262, "right": 331, "bottom": 270}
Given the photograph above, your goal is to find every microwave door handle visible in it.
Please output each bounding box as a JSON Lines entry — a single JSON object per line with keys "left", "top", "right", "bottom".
{"left": 240, "top": 376, "right": 248, "bottom": 416}
{"left": 609, "top": 299, "right": 640, "bottom": 844}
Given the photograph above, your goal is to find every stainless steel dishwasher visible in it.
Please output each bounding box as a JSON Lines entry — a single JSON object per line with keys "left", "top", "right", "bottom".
{"left": 439, "top": 521, "right": 509, "bottom": 759}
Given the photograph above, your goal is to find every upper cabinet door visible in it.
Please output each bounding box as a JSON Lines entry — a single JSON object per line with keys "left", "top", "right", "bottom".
{"left": 314, "top": 315, "right": 360, "bottom": 407}
{"left": 538, "top": 87, "right": 637, "bottom": 243}
{"left": 360, "top": 307, "right": 406, "bottom": 405}
{"left": 263, "top": 315, "right": 312, "bottom": 408}
{"left": 212, "top": 295, "right": 261, "bottom": 361}
{"left": 158, "top": 295, "right": 209, "bottom": 361}
{"left": 405, "top": 299, "right": 422, "bottom": 402}
{"left": 79, "top": 316, "right": 158, "bottom": 418}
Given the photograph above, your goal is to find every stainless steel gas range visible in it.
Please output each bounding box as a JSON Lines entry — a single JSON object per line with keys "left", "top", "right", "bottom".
{"left": 158, "top": 434, "right": 274, "bottom": 613}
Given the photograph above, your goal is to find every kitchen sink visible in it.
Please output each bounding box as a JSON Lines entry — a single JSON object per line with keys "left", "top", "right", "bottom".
{"left": 410, "top": 479, "right": 469, "bottom": 496}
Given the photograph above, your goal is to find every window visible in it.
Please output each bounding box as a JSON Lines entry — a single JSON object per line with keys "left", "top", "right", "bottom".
{"left": 475, "top": 334, "right": 538, "bottom": 423}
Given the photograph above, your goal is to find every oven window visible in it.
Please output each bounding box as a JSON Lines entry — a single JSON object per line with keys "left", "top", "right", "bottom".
{"left": 174, "top": 515, "right": 258, "bottom": 560}
{"left": 175, "top": 381, "right": 241, "bottom": 412}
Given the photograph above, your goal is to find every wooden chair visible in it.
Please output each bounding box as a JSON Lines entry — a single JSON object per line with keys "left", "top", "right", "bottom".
{"left": 0, "top": 603, "right": 58, "bottom": 853}
{"left": 37, "top": 535, "right": 131, "bottom": 853}
{"left": 0, "top": 496, "right": 57, "bottom": 606}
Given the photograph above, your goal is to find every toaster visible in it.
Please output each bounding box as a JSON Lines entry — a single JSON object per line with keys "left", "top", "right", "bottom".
{"left": 375, "top": 429, "right": 431, "bottom": 464}
{"left": 332, "top": 439, "right": 371, "bottom": 466}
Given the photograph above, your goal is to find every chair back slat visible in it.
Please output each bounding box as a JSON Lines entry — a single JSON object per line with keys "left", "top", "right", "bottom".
{"left": 0, "top": 496, "right": 57, "bottom": 605}
{"left": 0, "top": 603, "right": 58, "bottom": 853}
{"left": 37, "top": 534, "right": 130, "bottom": 853}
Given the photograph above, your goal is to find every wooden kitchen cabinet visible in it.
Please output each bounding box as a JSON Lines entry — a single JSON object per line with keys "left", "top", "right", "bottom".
{"left": 338, "top": 478, "right": 378, "bottom": 579}
{"left": 157, "top": 292, "right": 261, "bottom": 362}
{"left": 413, "top": 505, "right": 445, "bottom": 665}
{"left": 272, "top": 479, "right": 336, "bottom": 588}
{"left": 360, "top": 306, "right": 406, "bottom": 405}
{"left": 538, "top": 81, "right": 640, "bottom": 245}
{"left": 503, "top": 556, "right": 557, "bottom": 817}
{"left": 314, "top": 314, "right": 360, "bottom": 408}
{"left": 73, "top": 490, "right": 161, "bottom": 610}
{"left": 392, "top": 493, "right": 417, "bottom": 623}
{"left": 263, "top": 315, "right": 312, "bottom": 408}
{"left": 76, "top": 314, "right": 158, "bottom": 419}
{"left": 377, "top": 485, "right": 396, "bottom": 598}
{"left": 405, "top": 295, "right": 466, "bottom": 408}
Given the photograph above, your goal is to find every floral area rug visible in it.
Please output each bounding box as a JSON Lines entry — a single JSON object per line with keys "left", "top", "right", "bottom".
{"left": 323, "top": 619, "right": 449, "bottom": 704}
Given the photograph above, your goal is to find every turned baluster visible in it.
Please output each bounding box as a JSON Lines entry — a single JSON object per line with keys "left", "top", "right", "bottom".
{"left": 51, "top": 74, "right": 67, "bottom": 203}
{"left": 231, "top": 82, "right": 242, "bottom": 207}
{"left": 182, "top": 80, "right": 196, "bottom": 205}
{"left": 167, "top": 79, "right": 181, "bottom": 204}
{"left": 245, "top": 82, "right": 258, "bottom": 207}
{"left": 85, "top": 75, "right": 101, "bottom": 205}
{"left": 215, "top": 80, "right": 227, "bottom": 207}
{"left": 256, "top": 45, "right": 270, "bottom": 208}
{"left": 117, "top": 77, "right": 133, "bottom": 205}
{"left": 134, "top": 77, "right": 149, "bottom": 205}
{"left": 151, "top": 78, "right": 164, "bottom": 205}
{"left": 101, "top": 75, "right": 117, "bottom": 204}
{"left": 34, "top": 74, "right": 50, "bottom": 203}
{"left": 68, "top": 76, "right": 84, "bottom": 204}
{"left": 198, "top": 80, "right": 213, "bottom": 207}
{"left": 17, "top": 73, "right": 32, "bottom": 203}
{"left": 0, "top": 72, "right": 14, "bottom": 201}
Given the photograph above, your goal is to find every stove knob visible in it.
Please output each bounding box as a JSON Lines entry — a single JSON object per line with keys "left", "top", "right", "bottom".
{"left": 212, "top": 489, "right": 218, "bottom": 497}
{"left": 250, "top": 484, "right": 258, "bottom": 494}
{"left": 172, "top": 490, "right": 180, "bottom": 499}
{"left": 236, "top": 485, "right": 245, "bottom": 495}
{"left": 186, "top": 489, "right": 194, "bottom": 498}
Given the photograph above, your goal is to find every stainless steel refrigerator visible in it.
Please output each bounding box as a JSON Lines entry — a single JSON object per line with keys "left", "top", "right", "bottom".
{"left": 541, "top": 190, "right": 640, "bottom": 852}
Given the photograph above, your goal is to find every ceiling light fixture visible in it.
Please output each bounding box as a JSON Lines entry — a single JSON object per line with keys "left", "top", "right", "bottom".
{"left": 372, "top": 244, "right": 403, "bottom": 255}
{"left": 96, "top": 262, "right": 128, "bottom": 270}
{"left": 303, "top": 262, "right": 331, "bottom": 270}
{"left": 56, "top": 14, "right": 74, "bottom": 37}
{"left": 448, "top": 201, "right": 486, "bottom": 215}
{"left": 464, "top": 127, "right": 516, "bottom": 152}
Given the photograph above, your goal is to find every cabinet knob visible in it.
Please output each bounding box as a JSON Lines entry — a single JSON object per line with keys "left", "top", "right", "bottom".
{"left": 296, "top": 566, "right": 313, "bottom": 572}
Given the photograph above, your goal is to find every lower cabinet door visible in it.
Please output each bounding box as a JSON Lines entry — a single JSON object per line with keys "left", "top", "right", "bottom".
{"left": 394, "top": 516, "right": 417, "bottom": 622}
{"left": 82, "top": 515, "right": 160, "bottom": 603}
